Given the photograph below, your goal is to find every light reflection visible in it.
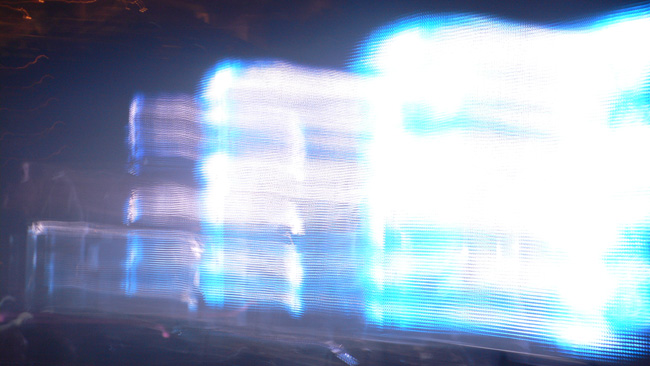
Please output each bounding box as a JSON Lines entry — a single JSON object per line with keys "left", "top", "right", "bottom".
{"left": 25, "top": 6, "right": 650, "bottom": 362}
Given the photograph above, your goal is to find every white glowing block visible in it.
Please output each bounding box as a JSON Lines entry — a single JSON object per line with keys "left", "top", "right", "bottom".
{"left": 200, "top": 62, "right": 367, "bottom": 314}
{"left": 200, "top": 62, "right": 367, "bottom": 233}
{"left": 364, "top": 11, "right": 650, "bottom": 353}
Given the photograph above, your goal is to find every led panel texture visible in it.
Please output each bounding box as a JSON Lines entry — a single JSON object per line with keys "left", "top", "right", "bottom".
{"left": 27, "top": 7, "right": 650, "bottom": 363}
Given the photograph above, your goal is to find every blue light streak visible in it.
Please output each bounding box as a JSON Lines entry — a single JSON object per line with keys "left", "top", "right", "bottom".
{"left": 119, "top": 7, "right": 650, "bottom": 361}
{"left": 122, "top": 230, "right": 201, "bottom": 307}
{"left": 127, "top": 95, "right": 142, "bottom": 175}
{"left": 123, "top": 232, "right": 142, "bottom": 296}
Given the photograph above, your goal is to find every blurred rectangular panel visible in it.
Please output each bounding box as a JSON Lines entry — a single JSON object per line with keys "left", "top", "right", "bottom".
{"left": 128, "top": 94, "right": 200, "bottom": 174}
{"left": 198, "top": 62, "right": 368, "bottom": 315}
{"left": 26, "top": 221, "right": 200, "bottom": 315}
{"left": 125, "top": 181, "right": 200, "bottom": 229}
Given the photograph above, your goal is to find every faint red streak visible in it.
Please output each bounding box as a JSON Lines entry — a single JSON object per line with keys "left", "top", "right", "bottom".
{"left": 41, "top": 144, "right": 69, "bottom": 160}
{"left": 0, "top": 55, "right": 48, "bottom": 70}
{"left": 0, "top": 4, "right": 31, "bottom": 19}
{"left": 0, "top": 120, "right": 65, "bottom": 141}
{"left": 123, "top": 0, "right": 147, "bottom": 12}
{"left": 42, "top": 0, "right": 97, "bottom": 3}
{"left": 22, "top": 74, "right": 54, "bottom": 89}
{"left": 0, "top": 97, "right": 57, "bottom": 112}
{"left": 5, "top": 0, "right": 105, "bottom": 4}
{"left": 0, "top": 0, "right": 42, "bottom": 3}
{"left": 0, "top": 0, "right": 94, "bottom": 3}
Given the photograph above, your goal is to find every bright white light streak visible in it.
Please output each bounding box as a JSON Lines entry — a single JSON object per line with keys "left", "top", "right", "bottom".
{"left": 285, "top": 244, "right": 303, "bottom": 288}
{"left": 364, "top": 14, "right": 650, "bottom": 136}
{"left": 202, "top": 153, "right": 229, "bottom": 225}
{"left": 203, "top": 63, "right": 237, "bottom": 126}
{"left": 199, "top": 61, "right": 367, "bottom": 315}
{"left": 200, "top": 61, "right": 366, "bottom": 231}
{"left": 362, "top": 10, "right": 650, "bottom": 357}
{"left": 126, "top": 189, "right": 139, "bottom": 225}
{"left": 128, "top": 97, "right": 139, "bottom": 157}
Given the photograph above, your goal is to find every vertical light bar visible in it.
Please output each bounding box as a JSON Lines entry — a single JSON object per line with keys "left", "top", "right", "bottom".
{"left": 124, "top": 232, "right": 141, "bottom": 296}
{"left": 197, "top": 61, "right": 238, "bottom": 308}
{"left": 128, "top": 96, "right": 142, "bottom": 175}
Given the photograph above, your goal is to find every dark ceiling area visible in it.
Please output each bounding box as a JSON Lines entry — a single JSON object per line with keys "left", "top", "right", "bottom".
{"left": 1, "top": 0, "right": 647, "bottom": 171}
